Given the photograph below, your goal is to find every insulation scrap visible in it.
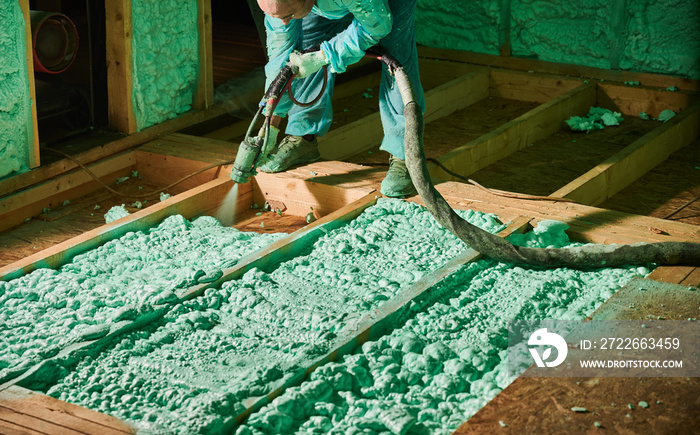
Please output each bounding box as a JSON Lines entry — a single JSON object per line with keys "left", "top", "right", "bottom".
{"left": 566, "top": 107, "right": 623, "bottom": 132}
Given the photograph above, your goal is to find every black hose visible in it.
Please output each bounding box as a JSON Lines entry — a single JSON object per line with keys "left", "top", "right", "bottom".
{"left": 395, "top": 68, "right": 700, "bottom": 269}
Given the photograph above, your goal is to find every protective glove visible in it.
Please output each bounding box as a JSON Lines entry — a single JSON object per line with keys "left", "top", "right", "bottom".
{"left": 257, "top": 125, "right": 280, "bottom": 157}
{"left": 289, "top": 51, "right": 329, "bottom": 79}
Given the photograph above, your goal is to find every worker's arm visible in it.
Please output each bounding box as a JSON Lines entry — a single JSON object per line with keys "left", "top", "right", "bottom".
{"left": 319, "top": 0, "right": 392, "bottom": 74}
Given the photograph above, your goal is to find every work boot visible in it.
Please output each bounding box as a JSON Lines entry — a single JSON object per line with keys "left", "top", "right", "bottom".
{"left": 380, "top": 156, "right": 416, "bottom": 197}
{"left": 258, "top": 135, "right": 321, "bottom": 173}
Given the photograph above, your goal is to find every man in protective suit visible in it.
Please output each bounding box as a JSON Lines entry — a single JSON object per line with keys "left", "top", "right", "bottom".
{"left": 256, "top": 0, "right": 425, "bottom": 197}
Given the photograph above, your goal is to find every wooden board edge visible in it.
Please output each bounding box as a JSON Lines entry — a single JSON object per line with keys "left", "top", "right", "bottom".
{"left": 0, "top": 177, "right": 245, "bottom": 281}
{"left": 193, "top": 0, "right": 214, "bottom": 110}
{"left": 19, "top": 0, "right": 40, "bottom": 169}
{"left": 551, "top": 100, "right": 700, "bottom": 206}
{"left": 105, "top": 0, "right": 136, "bottom": 134}
{"left": 430, "top": 82, "right": 597, "bottom": 180}
{"left": 320, "top": 68, "right": 491, "bottom": 161}
{"left": 417, "top": 46, "right": 700, "bottom": 93}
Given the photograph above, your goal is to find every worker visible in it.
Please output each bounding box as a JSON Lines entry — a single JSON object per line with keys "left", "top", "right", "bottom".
{"left": 255, "top": 0, "right": 425, "bottom": 197}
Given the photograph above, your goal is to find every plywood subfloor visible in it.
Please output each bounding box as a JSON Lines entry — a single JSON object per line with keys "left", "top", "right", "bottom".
{"left": 469, "top": 117, "right": 659, "bottom": 197}
{"left": 344, "top": 97, "right": 540, "bottom": 165}
{"left": 0, "top": 179, "right": 179, "bottom": 268}
{"left": 600, "top": 137, "right": 700, "bottom": 226}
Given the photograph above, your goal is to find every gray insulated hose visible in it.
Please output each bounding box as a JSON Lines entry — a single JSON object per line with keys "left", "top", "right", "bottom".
{"left": 394, "top": 68, "right": 700, "bottom": 269}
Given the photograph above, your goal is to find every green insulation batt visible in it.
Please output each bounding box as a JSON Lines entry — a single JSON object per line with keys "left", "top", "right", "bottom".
{"left": 0, "top": 0, "right": 32, "bottom": 179}
{"left": 131, "top": 0, "right": 199, "bottom": 130}
{"left": 415, "top": 0, "right": 500, "bottom": 55}
{"left": 0, "top": 216, "right": 284, "bottom": 380}
{"left": 27, "top": 200, "right": 648, "bottom": 434}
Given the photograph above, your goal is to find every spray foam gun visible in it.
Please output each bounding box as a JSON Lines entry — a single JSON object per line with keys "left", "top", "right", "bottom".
{"left": 230, "top": 45, "right": 406, "bottom": 185}
{"left": 231, "top": 45, "right": 329, "bottom": 184}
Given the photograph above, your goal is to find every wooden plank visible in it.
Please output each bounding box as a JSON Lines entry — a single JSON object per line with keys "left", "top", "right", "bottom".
{"left": 0, "top": 177, "right": 251, "bottom": 281}
{"left": 551, "top": 100, "right": 700, "bottom": 206}
{"left": 597, "top": 82, "right": 698, "bottom": 117}
{"left": 0, "top": 404, "right": 81, "bottom": 435}
{"left": 201, "top": 119, "right": 250, "bottom": 141}
{"left": 490, "top": 69, "right": 585, "bottom": 103}
{"left": 0, "top": 417, "right": 39, "bottom": 435}
{"left": 647, "top": 266, "right": 694, "bottom": 285}
{"left": 19, "top": 0, "right": 40, "bottom": 168}
{"left": 253, "top": 170, "right": 376, "bottom": 219}
{"left": 0, "top": 152, "right": 136, "bottom": 232}
{"left": 456, "top": 278, "right": 700, "bottom": 434}
{"left": 0, "top": 386, "right": 133, "bottom": 435}
{"left": 319, "top": 68, "right": 490, "bottom": 160}
{"left": 105, "top": 0, "right": 136, "bottom": 134}
{"left": 193, "top": 0, "right": 214, "bottom": 110}
{"left": 680, "top": 267, "right": 700, "bottom": 287}
{"left": 429, "top": 82, "right": 597, "bottom": 181}
{"left": 418, "top": 46, "right": 700, "bottom": 92}
{"left": 436, "top": 182, "right": 700, "bottom": 245}
{"left": 134, "top": 149, "right": 229, "bottom": 190}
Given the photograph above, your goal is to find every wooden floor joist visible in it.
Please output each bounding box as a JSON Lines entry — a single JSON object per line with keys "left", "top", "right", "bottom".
{"left": 429, "top": 82, "right": 597, "bottom": 181}
{"left": 319, "top": 68, "right": 490, "bottom": 160}
{"left": 552, "top": 100, "right": 700, "bottom": 205}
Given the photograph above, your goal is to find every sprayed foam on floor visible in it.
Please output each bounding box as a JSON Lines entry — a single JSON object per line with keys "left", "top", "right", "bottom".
{"left": 41, "top": 200, "right": 507, "bottom": 433}
{"left": 16, "top": 199, "right": 649, "bottom": 433}
{"left": 0, "top": 215, "right": 284, "bottom": 379}
{"left": 236, "top": 226, "right": 648, "bottom": 434}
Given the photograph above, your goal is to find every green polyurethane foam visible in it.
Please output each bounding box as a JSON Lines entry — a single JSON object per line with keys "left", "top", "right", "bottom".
{"left": 0, "top": 0, "right": 32, "bottom": 179}
{"left": 566, "top": 107, "right": 623, "bottom": 133}
{"left": 416, "top": 0, "right": 699, "bottom": 79}
{"left": 0, "top": 215, "right": 284, "bottom": 381}
{"left": 131, "top": 0, "right": 199, "bottom": 130}
{"left": 21, "top": 199, "right": 648, "bottom": 434}
{"left": 236, "top": 219, "right": 648, "bottom": 435}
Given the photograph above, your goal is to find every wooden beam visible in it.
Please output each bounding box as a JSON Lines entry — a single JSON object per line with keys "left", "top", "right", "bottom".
{"left": 253, "top": 170, "right": 376, "bottom": 219}
{"left": 490, "top": 69, "right": 587, "bottom": 103}
{"left": 0, "top": 152, "right": 136, "bottom": 233}
{"left": 319, "top": 68, "right": 490, "bottom": 160}
{"left": 551, "top": 100, "right": 700, "bottom": 206}
{"left": 193, "top": 0, "right": 214, "bottom": 110}
{"left": 597, "top": 82, "right": 698, "bottom": 117}
{"left": 429, "top": 82, "right": 597, "bottom": 181}
{"left": 105, "top": 0, "right": 136, "bottom": 133}
{"left": 19, "top": 0, "right": 40, "bottom": 168}
{"left": 418, "top": 46, "right": 700, "bottom": 93}
{"left": 0, "top": 386, "right": 134, "bottom": 435}
{"left": 436, "top": 182, "right": 700, "bottom": 245}
{"left": 0, "top": 177, "right": 251, "bottom": 281}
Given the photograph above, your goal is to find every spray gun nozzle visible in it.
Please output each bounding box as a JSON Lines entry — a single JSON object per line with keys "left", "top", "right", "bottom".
{"left": 230, "top": 135, "right": 264, "bottom": 184}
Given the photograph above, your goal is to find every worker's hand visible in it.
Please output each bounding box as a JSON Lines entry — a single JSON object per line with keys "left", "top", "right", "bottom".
{"left": 257, "top": 125, "right": 280, "bottom": 156}
{"left": 289, "top": 51, "right": 328, "bottom": 79}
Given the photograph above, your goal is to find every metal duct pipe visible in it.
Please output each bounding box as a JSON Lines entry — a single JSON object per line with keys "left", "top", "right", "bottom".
{"left": 30, "top": 11, "right": 79, "bottom": 74}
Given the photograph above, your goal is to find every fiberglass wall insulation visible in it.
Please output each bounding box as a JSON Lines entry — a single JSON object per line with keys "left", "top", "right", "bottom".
{"left": 415, "top": 0, "right": 700, "bottom": 79}
{"left": 0, "top": 0, "right": 32, "bottom": 179}
{"left": 131, "top": 0, "right": 199, "bottom": 130}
